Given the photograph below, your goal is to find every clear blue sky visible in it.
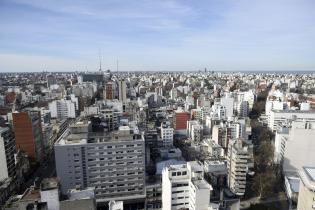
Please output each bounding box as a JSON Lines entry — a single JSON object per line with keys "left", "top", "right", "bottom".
{"left": 0, "top": 0, "right": 314, "bottom": 72}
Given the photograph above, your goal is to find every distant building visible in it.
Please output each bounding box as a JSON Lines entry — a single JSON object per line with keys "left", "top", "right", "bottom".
{"left": 187, "top": 121, "right": 203, "bottom": 142}
{"left": 118, "top": 79, "right": 127, "bottom": 102}
{"left": 105, "top": 81, "right": 115, "bottom": 100}
{"left": 160, "top": 122, "right": 174, "bottom": 148}
{"left": 81, "top": 72, "right": 104, "bottom": 86}
{"left": 173, "top": 110, "right": 190, "bottom": 135}
{"left": 46, "top": 74, "right": 57, "bottom": 88}
{"left": 49, "top": 98, "right": 77, "bottom": 120}
{"left": 12, "top": 110, "right": 43, "bottom": 162}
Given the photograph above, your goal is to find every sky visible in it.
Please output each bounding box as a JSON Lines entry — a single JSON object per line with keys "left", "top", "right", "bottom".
{"left": 0, "top": 0, "right": 315, "bottom": 72}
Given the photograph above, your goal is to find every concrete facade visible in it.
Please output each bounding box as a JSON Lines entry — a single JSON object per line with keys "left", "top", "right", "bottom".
{"left": 55, "top": 122, "right": 146, "bottom": 203}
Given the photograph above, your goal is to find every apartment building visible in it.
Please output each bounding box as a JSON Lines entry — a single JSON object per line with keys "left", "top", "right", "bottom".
{"left": 268, "top": 110, "right": 315, "bottom": 131}
{"left": 0, "top": 127, "right": 16, "bottom": 181}
{"left": 12, "top": 109, "right": 44, "bottom": 162}
{"left": 161, "top": 122, "right": 174, "bottom": 148}
{"left": 173, "top": 109, "right": 190, "bottom": 135}
{"left": 162, "top": 161, "right": 212, "bottom": 210}
{"left": 49, "top": 99, "right": 77, "bottom": 120}
{"left": 55, "top": 121, "right": 146, "bottom": 203}
{"left": 227, "top": 140, "right": 249, "bottom": 196}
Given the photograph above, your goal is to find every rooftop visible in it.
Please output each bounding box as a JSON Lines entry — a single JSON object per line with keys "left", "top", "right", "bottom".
{"left": 56, "top": 127, "right": 142, "bottom": 146}
{"left": 272, "top": 110, "right": 315, "bottom": 114}
{"left": 40, "top": 178, "right": 59, "bottom": 191}
{"left": 192, "top": 179, "right": 212, "bottom": 190}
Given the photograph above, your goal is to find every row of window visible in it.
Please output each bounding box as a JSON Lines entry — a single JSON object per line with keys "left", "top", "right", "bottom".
{"left": 171, "top": 171, "right": 187, "bottom": 176}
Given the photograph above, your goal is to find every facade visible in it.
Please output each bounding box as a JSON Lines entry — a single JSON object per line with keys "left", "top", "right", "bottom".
{"left": 173, "top": 110, "right": 190, "bottom": 134}
{"left": 212, "top": 124, "right": 231, "bottom": 152}
{"left": 220, "top": 97, "right": 234, "bottom": 118}
{"left": 105, "top": 81, "right": 114, "bottom": 100}
{"left": 227, "top": 140, "right": 249, "bottom": 196}
{"left": 281, "top": 121, "right": 315, "bottom": 174}
{"left": 12, "top": 110, "right": 43, "bottom": 162}
{"left": 55, "top": 122, "right": 146, "bottom": 203}
{"left": 268, "top": 110, "right": 315, "bottom": 131}
{"left": 118, "top": 79, "right": 127, "bottom": 102}
{"left": 47, "top": 74, "right": 57, "bottom": 88}
{"left": 0, "top": 127, "right": 16, "bottom": 181}
{"left": 49, "top": 99, "right": 76, "bottom": 120}
{"left": 187, "top": 121, "right": 203, "bottom": 142}
{"left": 162, "top": 162, "right": 212, "bottom": 210}
{"left": 160, "top": 122, "right": 174, "bottom": 148}
{"left": 40, "top": 178, "right": 60, "bottom": 210}
{"left": 297, "top": 166, "right": 315, "bottom": 210}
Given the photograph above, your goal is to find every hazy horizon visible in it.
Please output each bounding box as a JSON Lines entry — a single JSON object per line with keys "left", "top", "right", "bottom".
{"left": 1, "top": 0, "right": 315, "bottom": 72}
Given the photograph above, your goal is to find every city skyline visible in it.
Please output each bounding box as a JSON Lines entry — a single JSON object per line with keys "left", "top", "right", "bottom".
{"left": 1, "top": 0, "right": 315, "bottom": 72}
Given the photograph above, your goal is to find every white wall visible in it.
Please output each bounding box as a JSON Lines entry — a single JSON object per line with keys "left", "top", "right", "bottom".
{"left": 0, "top": 136, "right": 9, "bottom": 181}
{"left": 40, "top": 189, "right": 60, "bottom": 210}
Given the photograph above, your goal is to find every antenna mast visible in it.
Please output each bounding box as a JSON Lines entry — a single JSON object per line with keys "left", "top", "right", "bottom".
{"left": 99, "top": 49, "right": 102, "bottom": 72}
{"left": 116, "top": 60, "right": 119, "bottom": 74}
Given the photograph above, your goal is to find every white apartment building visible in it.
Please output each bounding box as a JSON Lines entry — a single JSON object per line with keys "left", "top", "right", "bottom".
{"left": 220, "top": 97, "right": 234, "bottom": 118}
{"left": 297, "top": 166, "right": 315, "bottom": 210}
{"left": 49, "top": 98, "right": 77, "bottom": 119}
{"left": 187, "top": 121, "right": 203, "bottom": 142}
{"left": 162, "top": 162, "right": 212, "bottom": 210}
{"left": 265, "top": 100, "right": 284, "bottom": 116}
{"left": 227, "top": 140, "right": 249, "bottom": 196}
{"left": 55, "top": 122, "right": 146, "bottom": 203}
{"left": 170, "top": 88, "right": 178, "bottom": 100}
{"left": 268, "top": 110, "right": 315, "bottom": 131}
{"left": 161, "top": 122, "right": 174, "bottom": 148}
{"left": 210, "top": 103, "right": 226, "bottom": 120}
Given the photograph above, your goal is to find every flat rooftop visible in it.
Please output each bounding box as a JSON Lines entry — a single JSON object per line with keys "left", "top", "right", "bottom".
{"left": 56, "top": 129, "right": 142, "bottom": 146}
{"left": 272, "top": 110, "right": 315, "bottom": 113}
{"left": 41, "top": 178, "right": 59, "bottom": 191}
{"left": 192, "top": 179, "right": 212, "bottom": 190}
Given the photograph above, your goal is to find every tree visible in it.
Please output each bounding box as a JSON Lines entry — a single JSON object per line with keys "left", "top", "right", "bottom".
{"left": 252, "top": 169, "right": 276, "bottom": 199}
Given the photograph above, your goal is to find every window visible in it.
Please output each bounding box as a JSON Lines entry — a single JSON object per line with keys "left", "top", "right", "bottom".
{"left": 172, "top": 172, "right": 176, "bottom": 176}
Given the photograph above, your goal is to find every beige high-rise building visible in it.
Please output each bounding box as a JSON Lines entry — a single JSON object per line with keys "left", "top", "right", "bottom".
{"left": 297, "top": 166, "right": 315, "bottom": 210}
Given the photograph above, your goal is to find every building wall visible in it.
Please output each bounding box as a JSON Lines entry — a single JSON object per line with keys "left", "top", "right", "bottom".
{"left": 174, "top": 112, "right": 189, "bottom": 130}
{"left": 13, "top": 112, "right": 36, "bottom": 161}
{"left": 297, "top": 172, "right": 315, "bottom": 210}
{"left": 55, "top": 135, "right": 146, "bottom": 202}
{"left": 0, "top": 127, "right": 16, "bottom": 180}
{"left": 283, "top": 128, "right": 315, "bottom": 173}
{"left": 0, "top": 134, "right": 9, "bottom": 180}
{"left": 40, "top": 188, "right": 60, "bottom": 210}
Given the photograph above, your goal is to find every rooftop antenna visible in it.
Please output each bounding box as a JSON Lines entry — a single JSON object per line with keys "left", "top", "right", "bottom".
{"left": 99, "top": 49, "right": 102, "bottom": 72}
{"left": 116, "top": 59, "right": 119, "bottom": 74}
